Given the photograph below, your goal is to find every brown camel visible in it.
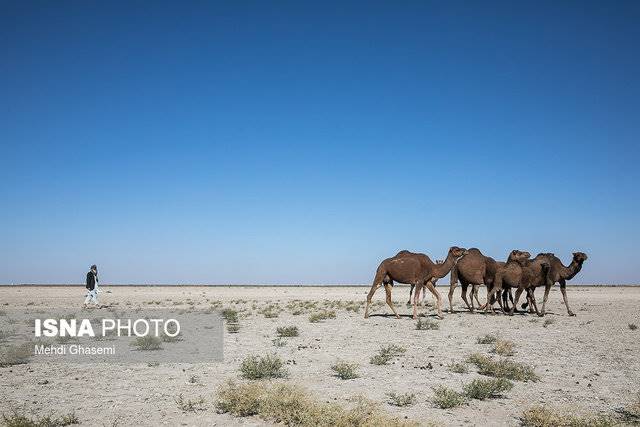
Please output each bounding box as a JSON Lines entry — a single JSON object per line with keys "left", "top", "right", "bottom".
{"left": 364, "top": 247, "right": 466, "bottom": 320}
{"left": 449, "top": 248, "right": 533, "bottom": 313}
{"left": 522, "top": 252, "right": 588, "bottom": 316}
{"left": 408, "top": 259, "right": 443, "bottom": 304}
{"left": 486, "top": 250, "right": 552, "bottom": 315}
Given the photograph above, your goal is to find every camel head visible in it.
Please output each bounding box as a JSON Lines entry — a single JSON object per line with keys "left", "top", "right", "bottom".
{"left": 448, "top": 246, "right": 467, "bottom": 259}
{"left": 508, "top": 249, "right": 531, "bottom": 263}
{"left": 572, "top": 252, "right": 588, "bottom": 263}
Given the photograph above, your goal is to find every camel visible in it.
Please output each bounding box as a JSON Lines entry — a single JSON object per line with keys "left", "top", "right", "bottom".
{"left": 364, "top": 246, "right": 466, "bottom": 320}
{"left": 485, "top": 250, "right": 552, "bottom": 315}
{"left": 521, "top": 252, "right": 588, "bottom": 316}
{"left": 448, "top": 248, "right": 533, "bottom": 313}
{"left": 448, "top": 248, "right": 500, "bottom": 313}
{"left": 407, "top": 259, "right": 443, "bottom": 305}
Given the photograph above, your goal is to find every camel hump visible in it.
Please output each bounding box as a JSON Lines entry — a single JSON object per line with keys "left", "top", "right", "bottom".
{"left": 396, "top": 250, "right": 412, "bottom": 256}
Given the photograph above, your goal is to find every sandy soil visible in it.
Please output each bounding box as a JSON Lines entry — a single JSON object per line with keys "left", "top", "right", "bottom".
{"left": 1, "top": 285, "right": 639, "bottom": 426}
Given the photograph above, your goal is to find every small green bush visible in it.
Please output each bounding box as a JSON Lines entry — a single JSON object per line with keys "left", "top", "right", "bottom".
{"left": 432, "top": 385, "right": 466, "bottom": 409}
{"left": 416, "top": 318, "right": 439, "bottom": 330}
{"left": 276, "top": 326, "right": 299, "bottom": 337}
{"left": 331, "top": 361, "right": 359, "bottom": 380}
{"left": 463, "top": 378, "right": 514, "bottom": 400}
{"left": 240, "top": 354, "right": 288, "bottom": 380}
{"left": 308, "top": 310, "right": 336, "bottom": 323}
{"left": 386, "top": 392, "right": 416, "bottom": 407}
{"left": 466, "top": 353, "right": 539, "bottom": 382}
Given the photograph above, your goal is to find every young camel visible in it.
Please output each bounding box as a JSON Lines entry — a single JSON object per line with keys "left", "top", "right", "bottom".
{"left": 408, "top": 259, "right": 443, "bottom": 305}
{"left": 364, "top": 247, "right": 466, "bottom": 320}
{"left": 522, "top": 252, "right": 588, "bottom": 316}
{"left": 486, "top": 250, "right": 552, "bottom": 315}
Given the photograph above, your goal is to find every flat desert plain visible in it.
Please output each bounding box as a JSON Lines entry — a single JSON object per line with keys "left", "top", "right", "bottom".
{"left": 1, "top": 285, "right": 639, "bottom": 426}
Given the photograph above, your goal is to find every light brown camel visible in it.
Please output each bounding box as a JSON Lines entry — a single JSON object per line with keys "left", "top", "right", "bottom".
{"left": 486, "top": 250, "right": 552, "bottom": 315}
{"left": 521, "top": 252, "right": 588, "bottom": 316}
{"left": 364, "top": 247, "right": 466, "bottom": 320}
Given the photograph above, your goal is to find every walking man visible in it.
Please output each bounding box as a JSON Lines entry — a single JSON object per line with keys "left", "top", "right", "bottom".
{"left": 84, "top": 264, "right": 100, "bottom": 308}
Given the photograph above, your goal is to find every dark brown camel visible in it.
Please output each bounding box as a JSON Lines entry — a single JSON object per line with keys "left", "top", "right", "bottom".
{"left": 522, "top": 252, "right": 588, "bottom": 316}
{"left": 486, "top": 250, "right": 552, "bottom": 315}
{"left": 364, "top": 247, "right": 466, "bottom": 320}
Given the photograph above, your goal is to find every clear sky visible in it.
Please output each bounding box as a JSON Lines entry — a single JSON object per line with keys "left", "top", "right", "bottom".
{"left": 1, "top": 1, "right": 639, "bottom": 285}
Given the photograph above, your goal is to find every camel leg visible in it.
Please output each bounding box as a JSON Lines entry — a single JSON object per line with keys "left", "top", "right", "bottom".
{"left": 384, "top": 283, "right": 400, "bottom": 319}
{"left": 502, "top": 289, "right": 510, "bottom": 312}
{"left": 424, "top": 279, "right": 444, "bottom": 319}
{"left": 539, "top": 284, "right": 552, "bottom": 317}
{"left": 407, "top": 284, "right": 414, "bottom": 305}
{"left": 364, "top": 282, "right": 382, "bottom": 319}
{"left": 460, "top": 283, "right": 473, "bottom": 312}
{"left": 447, "top": 281, "right": 457, "bottom": 313}
{"left": 528, "top": 289, "right": 540, "bottom": 315}
{"left": 473, "top": 285, "right": 482, "bottom": 307}
{"left": 559, "top": 279, "right": 575, "bottom": 316}
{"left": 510, "top": 288, "right": 524, "bottom": 316}
{"left": 412, "top": 282, "right": 422, "bottom": 320}
{"left": 485, "top": 283, "right": 501, "bottom": 314}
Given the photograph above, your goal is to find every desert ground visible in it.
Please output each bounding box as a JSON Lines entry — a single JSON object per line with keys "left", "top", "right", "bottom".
{"left": 1, "top": 285, "right": 639, "bottom": 426}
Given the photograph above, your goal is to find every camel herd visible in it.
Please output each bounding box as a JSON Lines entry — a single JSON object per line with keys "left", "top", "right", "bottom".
{"left": 363, "top": 247, "right": 588, "bottom": 320}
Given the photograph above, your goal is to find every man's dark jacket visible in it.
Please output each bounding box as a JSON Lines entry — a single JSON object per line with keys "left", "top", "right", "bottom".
{"left": 86, "top": 272, "right": 96, "bottom": 290}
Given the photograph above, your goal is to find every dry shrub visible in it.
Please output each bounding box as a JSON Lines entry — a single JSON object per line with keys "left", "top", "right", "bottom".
{"left": 521, "top": 406, "right": 615, "bottom": 427}
{"left": 331, "top": 361, "right": 359, "bottom": 380}
{"left": 2, "top": 410, "right": 79, "bottom": 426}
{"left": 467, "top": 353, "right": 539, "bottom": 382}
{"left": 0, "top": 343, "right": 32, "bottom": 367}
{"left": 492, "top": 339, "right": 515, "bottom": 356}
{"left": 276, "top": 326, "right": 299, "bottom": 337}
{"left": 308, "top": 310, "right": 336, "bottom": 323}
{"left": 216, "top": 381, "right": 418, "bottom": 426}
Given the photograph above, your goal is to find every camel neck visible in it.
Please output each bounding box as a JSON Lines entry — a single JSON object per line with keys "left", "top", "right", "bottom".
{"left": 561, "top": 259, "right": 583, "bottom": 280}
{"left": 434, "top": 254, "right": 456, "bottom": 278}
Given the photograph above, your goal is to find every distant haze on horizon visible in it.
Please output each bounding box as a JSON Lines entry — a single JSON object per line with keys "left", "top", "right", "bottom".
{"left": 2, "top": 2, "right": 639, "bottom": 285}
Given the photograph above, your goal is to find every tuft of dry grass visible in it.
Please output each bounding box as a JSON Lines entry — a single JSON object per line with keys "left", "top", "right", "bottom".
{"left": 386, "top": 392, "right": 416, "bottom": 407}
{"left": 629, "top": 323, "right": 638, "bottom": 330}
{"left": 492, "top": 339, "right": 515, "bottom": 356}
{"left": 276, "top": 326, "right": 299, "bottom": 337}
{"left": 370, "top": 344, "right": 406, "bottom": 365}
{"left": 175, "top": 393, "right": 206, "bottom": 412}
{"left": 467, "top": 353, "right": 539, "bottom": 382}
{"left": 331, "top": 361, "right": 359, "bottom": 380}
{"left": 476, "top": 334, "right": 498, "bottom": 344}
{"left": 240, "top": 354, "right": 288, "bottom": 380}
{"left": 521, "top": 406, "right": 616, "bottom": 427}
{"left": 448, "top": 362, "right": 469, "bottom": 374}
{"left": 308, "top": 310, "right": 336, "bottom": 323}
{"left": 415, "top": 318, "right": 439, "bottom": 330}
{"left": 462, "top": 378, "right": 513, "bottom": 400}
{"left": 2, "top": 410, "right": 79, "bottom": 426}
{"left": 432, "top": 385, "right": 466, "bottom": 409}
{"left": 130, "top": 335, "right": 162, "bottom": 351}
{"left": 543, "top": 318, "right": 555, "bottom": 328}
{"left": 216, "top": 381, "right": 418, "bottom": 426}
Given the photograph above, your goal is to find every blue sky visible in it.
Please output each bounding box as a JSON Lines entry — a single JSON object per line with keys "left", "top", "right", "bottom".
{"left": 1, "top": 1, "right": 639, "bottom": 284}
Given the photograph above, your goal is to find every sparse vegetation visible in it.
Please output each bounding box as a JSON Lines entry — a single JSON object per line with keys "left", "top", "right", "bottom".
{"left": 386, "top": 392, "right": 416, "bottom": 407}
{"left": 467, "top": 353, "right": 539, "bottom": 382}
{"left": 0, "top": 343, "right": 32, "bottom": 367}
{"left": 629, "top": 323, "right": 638, "bottom": 331}
{"left": 130, "top": 335, "right": 162, "bottom": 351}
{"left": 308, "top": 310, "right": 336, "bottom": 323}
{"left": 272, "top": 337, "right": 286, "bottom": 347}
{"left": 227, "top": 323, "right": 240, "bottom": 333}
{"left": 240, "top": 354, "right": 288, "bottom": 380}
{"left": 521, "top": 406, "right": 616, "bottom": 427}
{"left": 492, "top": 339, "right": 515, "bottom": 356}
{"left": 1, "top": 410, "right": 79, "bottom": 427}
{"left": 147, "top": 361, "right": 160, "bottom": 367}
{"left": 175, "top": 393, "right": 206, "bottom": 412}
{"left": 276, "top": 326, "right": 299, "bottom": 337}
{"left": 370, "top": 344, "right": 406, "bottom": 365}
{"left": 416, "top": 318, "right": 439, "bottom": 330}
{"left": 543, "top": 318, "right": 555, "bottom": 328}
{"left": 463, "top": 378, "right": 514, "bottom": 400}
{"left": 448, "top": 362, "right": 469, "bottom": 374}
{"left": 216, "top": 381, "right": 417, "bottom": 426}
{"left": 331, "top": 361, "right": 359, "bottom": 379}
{"left": 476, "top": 334, "right": 498, "bottom": 344}
{"left": 259, "top": 304, "right": 282, "bottom": 319}
{"left": 220, "top": 308, "right": 239, "bottom": 323}
{"left": 432, "top": 385, "right": 466, "bottom": 409}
